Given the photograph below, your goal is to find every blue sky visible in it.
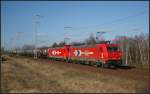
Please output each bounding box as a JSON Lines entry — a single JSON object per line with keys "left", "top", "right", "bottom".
{"left": 1, "top": 1, "right": 149, "bottom": 50}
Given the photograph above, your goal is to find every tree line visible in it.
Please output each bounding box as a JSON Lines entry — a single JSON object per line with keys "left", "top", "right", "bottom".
{"left": 112, "top": 33, "right": 149, "bottom": 65}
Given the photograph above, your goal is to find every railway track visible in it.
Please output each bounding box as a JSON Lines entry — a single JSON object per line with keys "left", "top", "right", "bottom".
{"left": 14, "top": 55, "right": 149, "bottom": 82}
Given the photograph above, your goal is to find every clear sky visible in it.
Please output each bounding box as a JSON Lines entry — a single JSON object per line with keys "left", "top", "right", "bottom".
{"left": 1, "top": 1, "right": 149, "bottom": 50}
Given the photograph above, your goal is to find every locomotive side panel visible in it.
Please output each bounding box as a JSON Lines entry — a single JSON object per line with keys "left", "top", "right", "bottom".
{"left": 47, "top": 48, "right": 67, "bottom": 59}
{"left": 69, "top": 47, "right": 99, "bottom": 61}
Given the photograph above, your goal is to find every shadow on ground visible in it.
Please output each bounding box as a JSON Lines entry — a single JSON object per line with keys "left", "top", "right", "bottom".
{"left": 117, "top": 65, "right": 136, "bottom": 69}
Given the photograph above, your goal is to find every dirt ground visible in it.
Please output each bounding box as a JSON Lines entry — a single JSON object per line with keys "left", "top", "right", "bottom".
{"left": 1, "top": 55, "right": 149, "bottom": 93}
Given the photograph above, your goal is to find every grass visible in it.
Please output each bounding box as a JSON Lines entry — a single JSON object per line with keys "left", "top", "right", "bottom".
{"left": 1, "top": 55, "right": 149, "bottom": 93}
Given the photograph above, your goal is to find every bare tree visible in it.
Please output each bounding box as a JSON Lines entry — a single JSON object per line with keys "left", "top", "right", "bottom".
{"left": 51, "top": 42, "right": 58, "bottom": 48}
{"left": 112, "top": 33, "right": 149, "bottom": 65}
{"left": 22, "top": 44, "right": 35, "bottom": 50}
{"left": 85, "top": 34, "right": 96, "bottom": 45}
{"left": 58, "top": 41, "right": 66, "bottom": 47}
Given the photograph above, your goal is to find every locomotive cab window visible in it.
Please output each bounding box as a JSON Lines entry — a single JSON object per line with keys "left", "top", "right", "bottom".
{"left": 107, "top": 46, "right": 118, "bottom": 51}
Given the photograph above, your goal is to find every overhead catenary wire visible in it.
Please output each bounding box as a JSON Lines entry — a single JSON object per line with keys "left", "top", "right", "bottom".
{"left": 64, "top": 11, "right": 147, "bottom": 42}
{"left": 70, "top": 11, "right": 147, "bottom": 31}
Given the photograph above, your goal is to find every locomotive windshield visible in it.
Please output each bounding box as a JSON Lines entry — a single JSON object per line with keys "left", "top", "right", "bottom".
{"left": 107, "top": 46, "right": 118, "bottom": 52}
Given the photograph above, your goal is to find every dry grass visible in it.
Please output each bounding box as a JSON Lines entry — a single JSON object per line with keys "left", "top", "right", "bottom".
{"left": 1, "top": 55, "right": 149, "bottom": 93}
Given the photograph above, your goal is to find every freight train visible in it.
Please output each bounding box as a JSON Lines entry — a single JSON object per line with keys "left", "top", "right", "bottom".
{"left": 47, "top": 43, "right": 123, "bottom": 68}
{"left": 14, "top": 42, "right": 126, "bottom": 68}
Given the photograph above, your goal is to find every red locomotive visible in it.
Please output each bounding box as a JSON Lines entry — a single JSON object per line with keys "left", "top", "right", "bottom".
{"left": 47, "top": 42, "right": 123, "bottom": 68}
